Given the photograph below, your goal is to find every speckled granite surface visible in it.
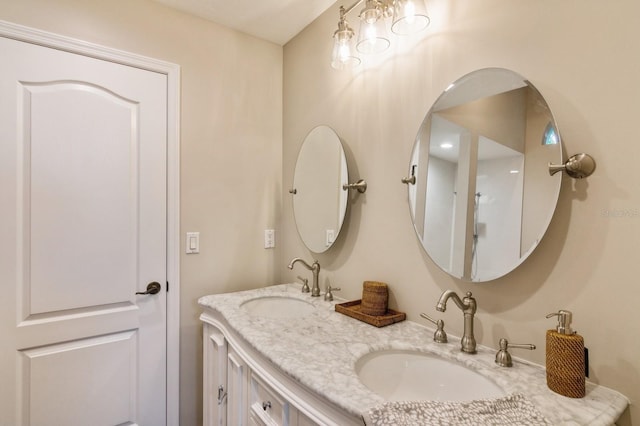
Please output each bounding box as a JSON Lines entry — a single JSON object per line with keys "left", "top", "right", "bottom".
{"left": 198, "top": 284, "right": 628, "bottom": 425}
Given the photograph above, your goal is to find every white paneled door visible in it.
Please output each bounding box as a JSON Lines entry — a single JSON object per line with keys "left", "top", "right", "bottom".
{"left": 1, "top": 35, "right": 168, "bottom": 426}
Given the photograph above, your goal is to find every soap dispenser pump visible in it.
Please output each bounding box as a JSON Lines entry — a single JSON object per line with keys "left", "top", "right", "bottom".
{"left": 545, "top": 310, "right": 585, "bottom": 398}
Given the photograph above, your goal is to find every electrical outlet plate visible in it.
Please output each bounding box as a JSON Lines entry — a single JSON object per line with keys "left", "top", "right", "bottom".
{"left": 326, "top": 229, "right": 335, "bottom": 247}
{"left": 264, "top": 229, "right": 275, "bottom": 248}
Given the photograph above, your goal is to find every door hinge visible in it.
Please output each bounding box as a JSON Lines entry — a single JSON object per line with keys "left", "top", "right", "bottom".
{"left": 166, "top": 281, "right": 169, "bottom": 292}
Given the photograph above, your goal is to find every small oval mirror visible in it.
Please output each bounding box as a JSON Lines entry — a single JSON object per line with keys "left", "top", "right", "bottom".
{"left": 292, "top": 126, "right": 349, "bottom": 253}
{"left": 407, "top": 68, "right": 562, "bottom": 282}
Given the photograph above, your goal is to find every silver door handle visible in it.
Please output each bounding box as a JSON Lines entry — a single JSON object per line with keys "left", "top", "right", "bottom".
{"left": 136, "top": 282, "right": 161, "bottom": 295}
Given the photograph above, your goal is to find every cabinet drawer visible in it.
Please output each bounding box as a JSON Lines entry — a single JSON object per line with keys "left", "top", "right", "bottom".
{"left": 249, "top": 372, "right": 290, "bottom": 425}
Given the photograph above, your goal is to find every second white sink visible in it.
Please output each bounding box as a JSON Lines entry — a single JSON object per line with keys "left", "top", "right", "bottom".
{"left": 355, "top": 349, "right": 505, "bottom": 402}
{"left": 240, "top": 296, "right": 315, "bottom": 318}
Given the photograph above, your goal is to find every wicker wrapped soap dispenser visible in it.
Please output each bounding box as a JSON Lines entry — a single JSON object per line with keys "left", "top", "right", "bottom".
{"left": 545, "top": 310, "right": 585, "bottom": 398}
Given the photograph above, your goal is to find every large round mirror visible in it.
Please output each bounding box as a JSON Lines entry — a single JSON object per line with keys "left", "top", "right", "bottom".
{"left": 407, "top": 68, "right": 562, "bottom": 282}
{"left": 292, "top": 126, "right": 349, "bottom": 253}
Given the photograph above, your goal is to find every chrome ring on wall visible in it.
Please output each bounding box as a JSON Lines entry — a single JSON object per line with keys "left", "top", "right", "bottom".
{"left": 548, "top": 153, "right": 596, "bottom": 179}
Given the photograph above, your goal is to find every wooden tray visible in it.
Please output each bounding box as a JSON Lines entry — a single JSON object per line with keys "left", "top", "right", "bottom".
{"left": 335, "top": 299, "right": 406, "bottom": 328}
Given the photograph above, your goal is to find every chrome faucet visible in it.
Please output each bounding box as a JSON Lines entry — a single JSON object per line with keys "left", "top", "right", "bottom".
{"left": 288, "top": 258, "right": 321, "bottom": 297}
{"left": 436, "top": 290, "right": 477, "bottom": 354}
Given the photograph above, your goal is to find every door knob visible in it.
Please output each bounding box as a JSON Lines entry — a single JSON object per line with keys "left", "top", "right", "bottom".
{"left": 136, "top": 282, "right": 161, "bottom": 295}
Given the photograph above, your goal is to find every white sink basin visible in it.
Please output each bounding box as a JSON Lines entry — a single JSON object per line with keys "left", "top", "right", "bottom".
{"left": 355, "top": 349, "right": 505, "bottom": 402}
{"left": 240, "top": 296, "right": 315, "bottom": 318}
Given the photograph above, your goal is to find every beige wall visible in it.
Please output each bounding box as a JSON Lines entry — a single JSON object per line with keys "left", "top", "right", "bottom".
{"left": 0, "top": 1, "right": 282, "bottom": 425}
{"left": 283, "top": 1, "right": 639, "bottom": 424}
{"left": 4, "top": 0, "right": 640, "bottom": 424}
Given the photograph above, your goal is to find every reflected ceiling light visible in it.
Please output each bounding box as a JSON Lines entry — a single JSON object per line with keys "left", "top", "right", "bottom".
{"left": 440, "top": 142, "right": 453, "bottom": 149}
{"left": 331, "top": 0, "right": 430, "bottom": 70}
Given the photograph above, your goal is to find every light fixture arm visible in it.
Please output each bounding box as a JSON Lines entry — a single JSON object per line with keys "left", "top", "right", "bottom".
{"left": 341, "top": 0, "right": 394, "bottom": 17}
{"left": 334, "top": 7, "right": 354, "bottom": 39}
{"left": 341, "top": 0, "right": 365, "bottom": 16}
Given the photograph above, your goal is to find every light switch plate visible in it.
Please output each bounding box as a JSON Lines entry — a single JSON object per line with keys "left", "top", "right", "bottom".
{"left": 186, "top": 232, "right": 199, "bottom": 254}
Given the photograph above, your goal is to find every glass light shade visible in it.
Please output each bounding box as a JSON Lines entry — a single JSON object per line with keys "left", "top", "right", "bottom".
{"left": 331, "top": 36, "right": 361, "bottom": 70}
{"left": 361, "top": 5, "right": 381, "bottom": 24}
{"left": 356, "top": 18, "right": 390, "bottom": 54}
{"left": 391, "top": 0, "right": 430, "bottom": 35}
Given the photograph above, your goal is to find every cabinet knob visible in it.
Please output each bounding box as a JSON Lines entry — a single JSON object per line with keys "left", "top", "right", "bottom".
{"left": 262, "top": 401, "right": 271, "bottom": 411}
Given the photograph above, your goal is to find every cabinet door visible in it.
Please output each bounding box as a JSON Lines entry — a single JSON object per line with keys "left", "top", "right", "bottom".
{"left": 203, "top": 324, "right": 228, "bottom": 426}
{"left": 227, "top": 347, "right": 249, "bottom": 425}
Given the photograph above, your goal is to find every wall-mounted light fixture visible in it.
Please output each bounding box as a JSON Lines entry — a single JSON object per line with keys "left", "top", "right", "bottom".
{"left": 331, "top": 0, "right": 430, "bottom": 70}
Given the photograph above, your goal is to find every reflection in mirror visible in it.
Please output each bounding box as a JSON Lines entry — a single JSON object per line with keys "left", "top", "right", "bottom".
{"left": 408, "top": 68, "right": 562, "bottom": 282}
{"left": 292, "top": 126, "right": 349, "bottom": 253}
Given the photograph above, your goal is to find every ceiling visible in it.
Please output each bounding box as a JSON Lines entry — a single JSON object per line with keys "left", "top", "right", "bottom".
{"left": 152, "top": 0, "right": 338, "bottom": 45}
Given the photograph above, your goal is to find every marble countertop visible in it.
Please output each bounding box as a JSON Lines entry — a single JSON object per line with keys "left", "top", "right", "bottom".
{"left": 198, "top": 284, "right": 628, "bottom": 425}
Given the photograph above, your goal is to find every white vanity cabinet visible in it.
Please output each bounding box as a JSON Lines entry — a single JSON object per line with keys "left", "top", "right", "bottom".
{"left": 201, "top": 312, "right": 363, "bottom": 426}
{"left": 200, "top": 286, "right": 629, "bottom": 426}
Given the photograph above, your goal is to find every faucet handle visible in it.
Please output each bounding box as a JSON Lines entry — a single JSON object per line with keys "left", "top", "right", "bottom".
{"left": 324, "top": 284, "right": 341, "bottom": 302}
{"left": 495, "top": 338, "right": 536, "bottom": 367}
{"left": 297, "top": 276, "right": 310, "bottom": 293}
{"left": 420, "top": 313, "right": 448, "bottom": 343}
